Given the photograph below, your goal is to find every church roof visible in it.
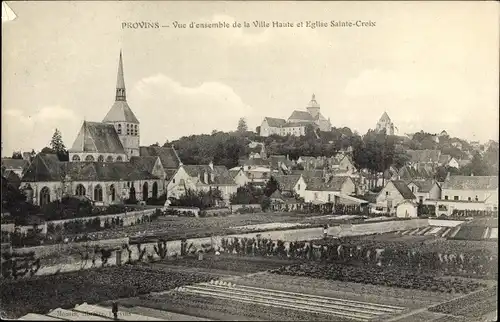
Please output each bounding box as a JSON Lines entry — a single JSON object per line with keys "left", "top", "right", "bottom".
{"left": 379, "top": 112, "right": 391, "bottom": 123}
{"left": 139, "top": 146, "right": 181, "bottom": 170}
{"left": 21, "top": 154, "right": 160, "bottom": 182}
{"left": 69, "top": 121, "right": 125, "bottom": 154}
{"left": 102, "top": 101, "right": 139, "bottom": 124}
{"left": 129, "top": 156, "right": 160, "bottom": 173}
{"left": 288, "top": 110, "right": 314, "bottom": 121}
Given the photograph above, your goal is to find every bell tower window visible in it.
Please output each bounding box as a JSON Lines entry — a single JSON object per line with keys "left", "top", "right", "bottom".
{"left": 117, "top": 124, "right": 122, "bottom": 134}
{"left": 126, "top": 124, "right": 130, "bottom": 135}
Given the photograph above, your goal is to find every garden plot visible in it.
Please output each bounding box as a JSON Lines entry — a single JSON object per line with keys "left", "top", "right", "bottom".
{"left": 174, "top": 280, "right": 405, "bottom": 322}
{"left": 230, "top": 222, "right": 310, "bottom": 231}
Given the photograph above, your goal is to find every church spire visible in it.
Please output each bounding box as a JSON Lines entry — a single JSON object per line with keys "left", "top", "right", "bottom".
{"left": 115, "top": 50, "right": 126, "bottom": 101}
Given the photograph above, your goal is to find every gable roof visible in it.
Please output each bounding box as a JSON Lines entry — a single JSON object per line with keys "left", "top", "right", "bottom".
{"left": 1, "top": 158, "right": 29, "bottom": 171}
{"left": 408, "top": 179, "right": 438, "bottom": 193}
{"left": 270, "top": 189, "right": 284, "bottom": 200}
{"left": 139, "top": 146, "right": 181, "bottom": 170}
{"left": 129, "top": 156, "right": 161, "bottom": 173}
{"left": 22, "top": 154, "right": 64, "bottom": 182}
{"left": 307, "top": 176, "right": 350, "bottom": 192}
{"left": 269, "top": 155, "right": 292, "bottom": 169}
{"left": 274, "top": 174, "right": 301, "bottom": 191}
{"left": 438, "top": 154, "right": 452, "bottom": 164}
{"left": 407, "top": 149, "right": 441, "bottom": 163}
{"left": 229, "top": 169, "right": 244, "bottom": 179}
{"left": 390, "top": 180, "right": 416, "bottom": 199}
{"left": 398, "top": 164, "right": 434, "bottom": 180}
{"left": 69, "top": 121, "right": 125, "bottom": 154}
{"left": 239, "top": 158, "right": 271, "bottom": 167}
{"left": 442, "top": 175, "right": 498, "bottom": 191}
{"left": 183, "top": 165, "right": 236, "bottom": 185}
{"left": 264, "top": 117, "right": 286, "bottom": 127}
{"left": 288, "top": 110, "right": 314, "bottom": 121}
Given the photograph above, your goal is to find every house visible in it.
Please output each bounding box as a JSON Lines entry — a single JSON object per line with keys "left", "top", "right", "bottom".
{"left": 229, "top": 168, "right": 250, "bottom": 187}
{"left": 259, "top": 94, "right": 332, "bottom": 137}
{"left": 303, "top": 176, "right": 356, "bottom": 204}
{"left": 248, "top": 142, "right": 266, "bottom": 159}
{"left": 273, "top": 174, "right": 307, "bottom": 198}
{"left": 331, "top": 155, "right": 356, "bottom": 174}
{"left": 269, "top": 155, "right": 292, "bottom": 174}
{"left": 440, "top": 175, "right": 498, "bottom": 210}
{"left": 407, "top": 149, "right": 442, "bottom": 166}
{"left": 375, "top": 180, "right": 416, "bottom": 214}
{"left": 398, "top": 164, "right": 434, "bottom": 181}
{"left": 139, "top": 146, "right": 182, "bottom": 181}
{"left": 21, "top": 153, "right": 164, "bottom": 206}
{"left": 232, "top": 158, "right": 272, "bottom": 184}
{"left": 405, "top": 179, "right": 441, "bottom": 203}
{"left": 1, "top": 158, "right": 30, "bottom": 178}
{"left": 167, "top": 162, "right": 238, "bottom": 205}
{"left": 438, "top": 155, "right": 460, "bottom": 168}
{"left": 396, "top": 200, "right": 418, "bottom": 218}
{"left": 451, "top": 141, "right": 463, "bottom": 150}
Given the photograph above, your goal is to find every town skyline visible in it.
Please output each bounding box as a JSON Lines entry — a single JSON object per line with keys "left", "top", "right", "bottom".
{"left": 2, "top": 1, "right": 499, "bottom": 156}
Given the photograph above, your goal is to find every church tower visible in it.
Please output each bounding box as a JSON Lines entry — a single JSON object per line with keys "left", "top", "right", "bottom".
{"left": 306, "top": 94, "right": 321, "bottom": 118}
{"left": 102, "top": 51, "right": 140, "bottom": 158}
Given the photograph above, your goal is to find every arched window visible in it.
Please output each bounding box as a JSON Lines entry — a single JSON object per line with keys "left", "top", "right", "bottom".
{"left": 85, "top": 155, "right": 95, "bottom": 162}
{"left": 143, "top": 182, "right": 149, "bottom": 201}
{"left": 116, "top": 156, "right": 123, "bottom": 162}
{"left": 110, "top": 184, "right": 116, "bottom": 202}
{"left": 126, "top": 124, "right": 130, "bottom": 135}
{"left": 72, "top": 155, "right": 81, "bottom": 162}
{"left": 75, "top": 184, "right": 86, "bottom": 196}
{"left": 97, "top": 155, "right": 104, "bottom": 162}
{"left": 106, "top": 156, "right": 113, "bottom": 162}
{"left": 40, "top": 187, "right": 51, "bottom": 207}
{"left": 152, "top": 182, "right": 158, "bottom": 199}
{"left": 134, "top": 125, "right": 138, "bottom": 136}
{"left": 94, "top": 184, "right": 103, "bottom": 201}
{"left": 475, "top": 196, "right": 479, "bottom": 201}
{"left": 117, "top": 124, "right": 122, "bottom": 134}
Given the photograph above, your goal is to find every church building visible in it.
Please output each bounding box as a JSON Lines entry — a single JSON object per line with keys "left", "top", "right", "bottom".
{"left": 20, "top": 52, "right": 179, "bottom": 207}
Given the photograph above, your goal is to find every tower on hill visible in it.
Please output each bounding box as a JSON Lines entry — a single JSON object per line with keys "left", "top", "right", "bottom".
{"left": 376, "top": 111, "right": 395, "bottom": 135}
{"left": 102, "top": 51, "right": 140, "bottom": 158}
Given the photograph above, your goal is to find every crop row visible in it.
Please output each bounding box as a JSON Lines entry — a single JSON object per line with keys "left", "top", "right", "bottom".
{"left": 428, "top": 287, "right": 497, "bottom": 315}
{"left": 271, "top": 263, "right": 487, "bottom": 294}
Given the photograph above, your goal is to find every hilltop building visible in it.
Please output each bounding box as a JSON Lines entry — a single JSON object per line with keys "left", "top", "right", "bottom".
{"left": 259, "top": 94, "right": 332, "bottom": 137}
{"left": 375, "top": 112, "right": 395, "bottom": 135}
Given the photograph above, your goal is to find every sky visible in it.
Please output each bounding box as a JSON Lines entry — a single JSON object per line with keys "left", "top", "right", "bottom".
{"left": 2, "top": 1, "right": 499, "bottom": 156}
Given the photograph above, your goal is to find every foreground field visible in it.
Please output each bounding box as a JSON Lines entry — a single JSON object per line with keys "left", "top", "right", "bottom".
{"left": 0, "top": 265, "right": 216, "bottom": 319}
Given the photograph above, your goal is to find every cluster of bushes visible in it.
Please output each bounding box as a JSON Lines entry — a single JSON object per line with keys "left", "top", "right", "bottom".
{"left": 451, "top": 210, "right": 498, "bottom": 218}
{"left": 7, "top": 229, "right": 45, "bottom": 248}
{"left": 232, "top": 205, "right": 261, "bottom": 214}
{"left": 146, "top": 194, "right": 167, "bottom": 206}
{"left": 418, "top": 204, "right": 436, "bottom": 216}
{"left": 169, "top": 189, "right": 224, "bottom": 210}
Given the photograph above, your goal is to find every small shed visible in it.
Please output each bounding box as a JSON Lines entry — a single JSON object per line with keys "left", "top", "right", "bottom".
{"left": 396, "top": 200, "right": 418, "bottom": 218}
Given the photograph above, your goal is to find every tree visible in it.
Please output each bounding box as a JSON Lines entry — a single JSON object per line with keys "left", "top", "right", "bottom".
{"left": 151, "top": 142, "right": 160, "bottom": 147}
{"left": 11, "top": 151, "right": 22, "bottom": 159}
{"left": 237, "top": 118, "right": 248, "bottom": 133}
{"left": 255, "top": 126, "right": 261, "bottom": 134}
{"left": 50, "top": 129, "right": 69, "bottom": 161}
{"left": 264, "top": 176, "right": 279, "bottom": 197}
